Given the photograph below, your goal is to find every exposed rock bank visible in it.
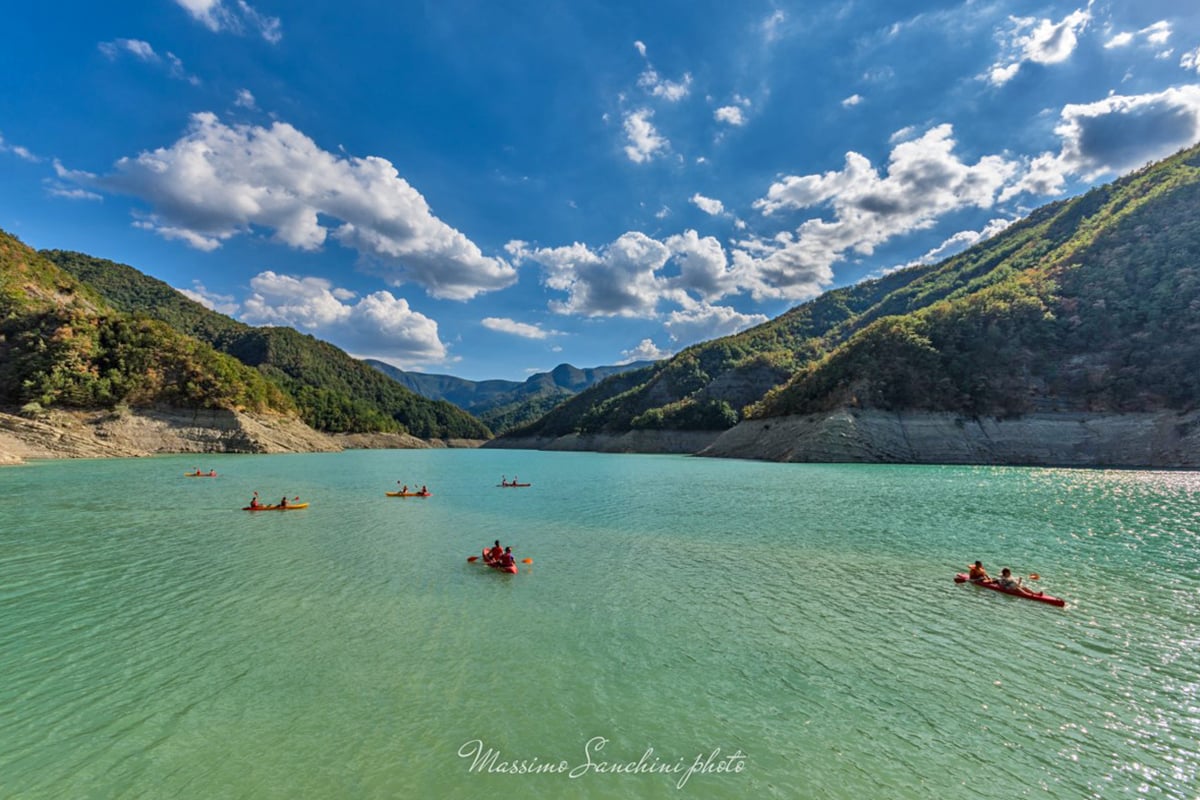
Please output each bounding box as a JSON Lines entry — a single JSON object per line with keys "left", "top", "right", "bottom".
{"left": 0, "top": 407, "right": 336, "bottom": 464}
{"left": 698, "top": 409, "right": 1200, "bottom": 468}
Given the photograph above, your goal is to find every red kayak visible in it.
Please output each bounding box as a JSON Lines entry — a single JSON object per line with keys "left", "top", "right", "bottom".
{"left": 477, "top": 550, "right": 518, "bottom": 573}
{"left": 954, "top": 574, "right": 1065, "bottom": 607}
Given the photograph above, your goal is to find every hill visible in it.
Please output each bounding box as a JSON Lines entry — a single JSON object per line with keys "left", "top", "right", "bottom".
{"left": 42, "top": 250, "right": 491, "bottom": 440}
{"left": 366, "top": 359, "right": 654, "bottom": 433}
{"left": 0, "top": 230, "right": 294, "bottom": 417}
{"left": 495, "top": 142, "right": 1200, "bottom": 456}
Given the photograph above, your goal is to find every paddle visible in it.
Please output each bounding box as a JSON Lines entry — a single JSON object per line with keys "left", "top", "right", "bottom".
{"left": 522, "top": 558, "right": 533, "bottom": 564}
{"left": 467, "top": 556, "right": 479, "bottom": 562}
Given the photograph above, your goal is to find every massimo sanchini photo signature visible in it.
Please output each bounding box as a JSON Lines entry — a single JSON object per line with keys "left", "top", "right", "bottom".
{"left": 457, "top": 735, "right": 747, "bottom": 790}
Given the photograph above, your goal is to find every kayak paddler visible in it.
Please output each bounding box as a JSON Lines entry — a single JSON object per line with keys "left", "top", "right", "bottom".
{"left": 967, "top": 560, "right": 990, "bottom": 582}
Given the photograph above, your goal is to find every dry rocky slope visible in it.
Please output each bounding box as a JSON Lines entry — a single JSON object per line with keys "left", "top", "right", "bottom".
{"left": 0, "top": 407, "right": 479, "bottom": 465}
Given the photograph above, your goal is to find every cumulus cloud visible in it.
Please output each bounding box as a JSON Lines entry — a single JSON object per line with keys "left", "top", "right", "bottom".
{"left": 234, "top": 89, "right": 257, "bottom": 109}
{"left": 514, "top": 233, "right": 671, "bottom": 317}
{"left": 619, "top": 339, "right": 671, "bottom": 363}
{"left": 987, "top": 7, "right": 1091, "bottom": 86}
{"left": 68, "top": 112, "right": 515, "bottom": 300}
{"left": 901, "top": 218, "right": 1015, "bottom": 268}
{"left": 664, "top": 229, "right": 738, "bottom": 301}
{"left": 1107, "top": 21, "right": 1171, "bottom": 50}
{"left": 664, "top": 304, "right": 768, "bottom": 346}
{"left": 1182, "top": 47, "right": 1200, "bottom": 74}
{"left": 175, "top": 0, "right": 281, "bottom": 43}
{"left": 842, "top": 94, "right": 863, "bottom": 107}
{"left": 481, "top": 317, "right": 558, "bottom": 339}
{"left": 714, "top": 106, "right": 746, "bottom": 126}
{"left": 714, "top": 95, "right": 750, "bottom": 127}
{"left": 240, "top": 271, "right": 447, "bottom": 363}
{"left": 689, "top": 193, "right": 725, "bottom": 216}
{"left": 510, "top": 228, "right": 753, "bottom": 318}
{"left": 1002, "top": 85, "right": 1200, "bottom": 198}
{"left": 749, "top": 125, "right": 1016, "bottom": 299}
{"left": 638, "top": 68, "right": 692, "bottom": 102}
{"left": 623, "top": 108, "right": 669, "bottom": 163}
{"left": 179, "top": 281, "right": 239, "bottom": 315}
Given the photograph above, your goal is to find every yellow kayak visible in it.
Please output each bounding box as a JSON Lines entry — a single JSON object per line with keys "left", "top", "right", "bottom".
{"left": 242, "top": 503, "right": 309, "bottom": 511}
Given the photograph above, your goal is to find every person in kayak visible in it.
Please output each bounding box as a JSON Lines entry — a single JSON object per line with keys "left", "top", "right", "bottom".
{"left": 996, "top": 567, "right": 1023, "bottom": 589}
{"left": 967, "top": 561, "right": 990, "bottom": 582}
{"left": 280, "top": 496, "right": 288, "bottom": 508}
{"left": 499, "top": 547, "right": 515, "bottom": 569}
{"left": 487, "top": 540, "right": 503, "bottom": 562}
{"left": 398, "top": 483, "right": 409, "bottom": 494}
{"left": 249, "top": 492, "right": 260, "bottom": 509}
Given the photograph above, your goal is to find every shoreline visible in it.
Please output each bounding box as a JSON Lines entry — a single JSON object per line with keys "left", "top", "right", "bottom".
{"left": 0, "top": 407, "right": 484, "bottom": 466}
{"left": 7, "top": 405, "right": 1199, "bottom": 470}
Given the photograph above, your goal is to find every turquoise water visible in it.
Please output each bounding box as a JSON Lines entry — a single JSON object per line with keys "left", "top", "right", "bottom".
{"left": 1, "top": 450, "right": 1197, "bottom": 799}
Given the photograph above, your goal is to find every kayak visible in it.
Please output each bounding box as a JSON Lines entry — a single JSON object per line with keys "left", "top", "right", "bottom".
{"left": 242, "top": 503, "right": 309, "bottom": 511}
{"left": 386, "top": 491, "right": 431, "bottom": 497}
{"left": 478, "top": 550, "right": 518, "bottom": 573}
{"left": 954, "top": 573, "right": 1065, "bottom": 607}
{"left": 185, "top": 472, "right": 217, "bottom": 477}
{"left": 497, "top": 482, "right": 531, "bottom": 488}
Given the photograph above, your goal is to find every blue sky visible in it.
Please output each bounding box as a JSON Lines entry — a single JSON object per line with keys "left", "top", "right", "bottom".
{"left": 3, "top": 1, "right": 1200, "bottom": 381}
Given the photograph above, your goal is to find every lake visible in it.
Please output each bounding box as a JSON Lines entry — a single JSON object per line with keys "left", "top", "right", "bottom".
{"left": 1, "top": 449, "right": 1197, "bottom": 798}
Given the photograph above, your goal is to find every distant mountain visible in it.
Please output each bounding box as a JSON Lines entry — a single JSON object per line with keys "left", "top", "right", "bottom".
{"left": 0, "top": 230, "right": 294, "bottom": 417}
{"left": 43, "top": 250, "right": 491, "bottom": 440}
{"left": 497, "top": 142, "right": 1200, "bottom": 444}
{"left": 366, "top": 359, "right": 654, "bottom": 434}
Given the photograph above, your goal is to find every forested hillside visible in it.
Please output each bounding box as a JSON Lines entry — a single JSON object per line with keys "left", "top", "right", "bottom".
{"left": 0, "top": 231, "right": 294, "bottom": 415}
{"left": 44, "top": 250, "right": 491, "bottom": 439}
{"left": 367, "top": 359, "right": 653, "bottom": 434}
{"left": 500, "top": 142, "right": 1200, "bottom": 442}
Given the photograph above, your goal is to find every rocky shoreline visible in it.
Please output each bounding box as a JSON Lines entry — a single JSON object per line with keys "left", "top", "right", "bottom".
{"left": 0, "top": 407, "right": 482, "bottom": 465}
{"left": 6, "top": 405, "right": 1197, "bottom": 469}
{"left": 699, "top": 409, "right": 1200, "bottom": 467}
{"left": 490, "top": 409, "right": 1200, "bottom": 468}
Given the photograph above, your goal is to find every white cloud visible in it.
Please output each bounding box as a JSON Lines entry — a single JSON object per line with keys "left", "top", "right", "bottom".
{"left": 234, "top": 89, "right": 257, "bottom": 109}
{"left": 1107, "top": 21, "right": 1171, "bottom": 49}
{"left": 240, "top": 271, "right": 447, "bottom": 363}
{"left": 842, "top": 94, "right": 863, "bottom": 107}
{"left": 72, "top": 112, "right": 515, "bottom": 300}
{"left": 664, "top": 229, "right": 737, "bottom": 301}
{"left": 664, "top": 304, "right": 768, "bottom": 346}
{"left": 514, "top": 233, "right": 671, "bottom": 317}
{"left": 1182, "top": 47, "right": 1200, "bottom": 74}
{"left": 987, "top": 7, "right": 1091, "bottom": 86}
{"left": 98, "top": 38, "right": 198, "bottom": 83}
{"left": 689, "top": 193, "right": 725, "bottom": 216}
{"left": 904, "top": 218, "right": 1015, "bottom": 267}
{"left": 99, "top": 38, "right": 157, "bottom": 61}
{"left": 714, "top": 105, "right": 746, "bottom": 126}
{"left": 174, "top": 0, "right": 281, "bottom": 43}
{"left": 45, "top": 183, "right": 102, "bottom": 201}
{"left": 481, "top": 317, "right": 557, "bottom": 339}
{"left": 179, "top": 280, "right": 239, "bottom": 315}
{"left": 1105, "top": 32, "right": 1134, "bottom": 49}
{"left": 623, "top": 108, "right": 669, "bottom": 163}
{"left": 761, "top": 10, "right": 786, "bottom": 43}
{"left": 638, "top": 68, "right": 692, "bottom": 102}
{"left": 1003, "top": 85, "right": 1200, "bottom": 199}
{"left": 633, "top": 40, "right": 647, "bottom": 58}
{"left": 749, "top": 125, "right": 1017, "bottom": 300}
{"left": 0, "top": 134, "right": 39, "bottom": 163}
{"left": 619, "top": 338, "right": 671, "bottom": 363}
